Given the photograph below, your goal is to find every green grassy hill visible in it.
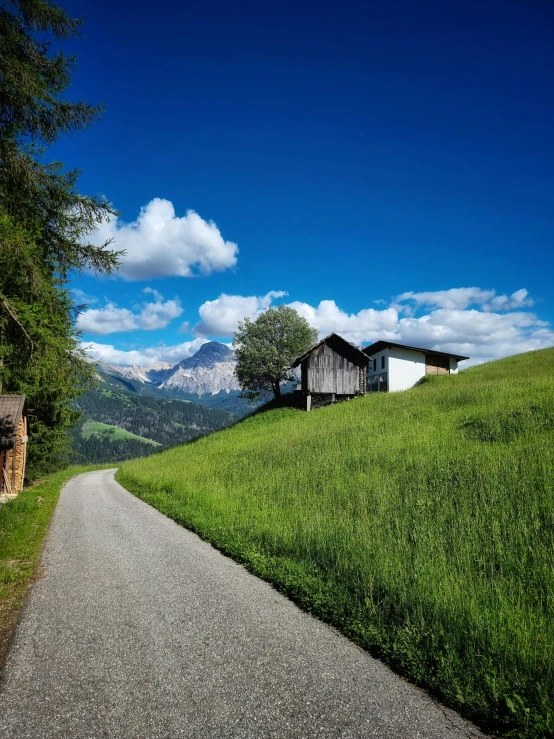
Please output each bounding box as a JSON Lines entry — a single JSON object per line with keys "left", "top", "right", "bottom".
{"left": 81, "top": 420, "right": 161, "bottom": 446}
{"left": 118, "top": 348, "right": 554, "bottom": 738}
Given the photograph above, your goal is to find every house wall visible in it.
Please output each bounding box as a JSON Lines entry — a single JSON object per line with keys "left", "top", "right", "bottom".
{"left": 366, "top": 346, "right": 461, "bottom": 392}
{"left": 367, "top": 347, "right": 427, "bottom": 392}
{"left": 366, "top": 349, "right": 390, "bottom": 392}
{"left": 389, "top": 347, "right": 427, "bottom": 391}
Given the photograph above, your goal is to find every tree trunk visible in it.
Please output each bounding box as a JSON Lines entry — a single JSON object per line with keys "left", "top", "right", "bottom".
{"left": 273, "top": 381, "right": 281, "bottom": 398}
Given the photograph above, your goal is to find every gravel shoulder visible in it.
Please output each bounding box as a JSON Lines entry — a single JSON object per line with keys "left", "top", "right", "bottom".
{"left": 0, "top": 469, "right": 485, "bottom": 738}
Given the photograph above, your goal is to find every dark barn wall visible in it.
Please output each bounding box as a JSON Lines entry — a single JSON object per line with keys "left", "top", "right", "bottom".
{"left": 425, "top": 353, "right": 450, "bottom": 375}
{"left": 306, "top": 343, "right": 361, "bottom": 395}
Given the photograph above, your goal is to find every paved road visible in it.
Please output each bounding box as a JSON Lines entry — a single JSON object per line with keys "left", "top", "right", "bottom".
{"left": 0, "top": 469, "right": 484, "bottom": 738}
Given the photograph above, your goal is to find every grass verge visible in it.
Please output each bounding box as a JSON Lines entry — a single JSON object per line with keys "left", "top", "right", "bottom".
{"left": 0, "top": 464, "right": 111, "bottom": 665}
{"left": 118, "top": 348, "right": 554, "bottom": 739}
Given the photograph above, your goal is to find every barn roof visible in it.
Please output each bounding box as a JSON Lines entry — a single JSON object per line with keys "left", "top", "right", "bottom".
{"left": 0, "top": 395, "right": 27, "bottom": 445}
{"left": 292, "top": 333, "right": 369, "bottom": 368}
{"left": 362, "top": 340, "right": 469, "bottom": 362}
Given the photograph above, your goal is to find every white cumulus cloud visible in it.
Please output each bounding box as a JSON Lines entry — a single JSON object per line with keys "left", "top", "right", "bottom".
{"left": 394, "top": 308, "right": 551, "bottom": 365}
{"left": 77, "top": 304, "right": 139, "bottom": 336}
{"left": 136, "top": 293, "right": 182, "bottom": 331}
{"left": 193, "top": 291, "right": 287, "bottom": 337}
{"left": 82, "top": 338, "right": 209, "bottom": 367}
{"left": 77, "top": 289, "right": 183, "bottom": 335}
{"left": 83, "top": 285, "right": 554, "bottom": 370}
{"left": 487, "top": 288, "right": 534, "bottom": 312}
{"left": 190, "top": 287, "right": 552, "bottom": 365}
{"left": 397, "top": 287, "right": 496, "bottom": 310}
{"left": 287, "top": 291, "right": 552, "bottom": 366}
{"left": 287, "top": 300, "right": 399, "bottom": 346}
{"left": 91, "top": 198, "right": 238, "bottom": 281}
{"left": 397, "top": 287, "right": 534, "bottom": 312}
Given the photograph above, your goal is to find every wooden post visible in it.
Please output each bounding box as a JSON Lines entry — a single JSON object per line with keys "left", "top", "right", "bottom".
{"left": 3, "top": 465, "right": 12, "bottom": 496}
{"left": 306, "top": 394, "right": 311, "bottom": 412}
{"left": 11, "top": 436, "right": 16, "bottom": 494}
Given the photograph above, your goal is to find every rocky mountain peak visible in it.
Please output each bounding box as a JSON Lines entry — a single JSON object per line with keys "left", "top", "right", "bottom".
{"left": 179, "top": 341, "right": 234, "bottom": 370}
{"left": 96, "top": 341, "right": 240, "bottom": 397}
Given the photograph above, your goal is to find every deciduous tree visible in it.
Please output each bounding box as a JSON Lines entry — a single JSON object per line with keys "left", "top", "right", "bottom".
{"left": 233, "top": 306, "right": 318, "bottom": 400}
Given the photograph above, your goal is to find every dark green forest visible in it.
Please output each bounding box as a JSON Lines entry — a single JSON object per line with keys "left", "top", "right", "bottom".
{"left": 69, "top": 380, "right": 236, "bottom": 464}
{"left": 0, "top": 0, "right": 121, "bottom": 474}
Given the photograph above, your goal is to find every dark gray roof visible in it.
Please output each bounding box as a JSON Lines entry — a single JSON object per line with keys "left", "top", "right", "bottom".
{"left": 362, "top": 340, "right": 469, "bottom": 362}
{"left": 292, "top": 333, "right": 369, "bottom": 368}
{"left": 0, "top": 395, "right": 27, "bottom": 442}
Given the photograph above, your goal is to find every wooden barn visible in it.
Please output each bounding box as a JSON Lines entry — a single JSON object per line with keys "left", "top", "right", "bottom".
{"left": 0, "top": 395, "right": 29, "bottom": 498}
{"left": 292, "top": 333, "right": 370, "bottom": 410}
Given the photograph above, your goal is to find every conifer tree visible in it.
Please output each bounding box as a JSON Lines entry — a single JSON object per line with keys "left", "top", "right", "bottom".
{"left": 0, "top": 0, "right": 121, "bottom": 473}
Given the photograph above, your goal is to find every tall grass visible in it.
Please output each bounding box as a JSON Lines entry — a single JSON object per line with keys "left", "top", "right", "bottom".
{"left": 118, "top": 348, "right": 554, "bottom": 737}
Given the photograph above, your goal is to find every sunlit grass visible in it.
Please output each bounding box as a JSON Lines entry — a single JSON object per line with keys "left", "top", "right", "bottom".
{"left": 118, "top": 348, "right": 554, "bottom": 737}
{"left": 81, "top": 420, "right": 160, "bottom": 445}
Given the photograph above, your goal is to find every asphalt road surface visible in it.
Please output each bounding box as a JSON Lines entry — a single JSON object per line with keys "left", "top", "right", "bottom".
{"left": 0, "top": 469, "right": 485, "bottom": 738}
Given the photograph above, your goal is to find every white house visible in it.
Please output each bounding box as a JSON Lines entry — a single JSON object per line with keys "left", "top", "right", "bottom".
{"left": 362, "top": 341, "right": 469, "bottom": 393}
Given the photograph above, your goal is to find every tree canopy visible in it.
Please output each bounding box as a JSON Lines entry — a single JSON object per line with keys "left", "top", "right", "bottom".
{"left": 0, "top": 0, "right": 121, "bottom": 473}
{"left": 233, "top": 306, "right": 318, "bottom": 400}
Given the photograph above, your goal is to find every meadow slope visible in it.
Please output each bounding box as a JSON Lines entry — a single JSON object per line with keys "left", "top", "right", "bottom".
{"left": 118, "top": 348, "right": 554, "bottom": 738}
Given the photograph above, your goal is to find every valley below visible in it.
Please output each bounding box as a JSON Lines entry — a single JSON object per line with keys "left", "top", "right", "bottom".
{"left": 69, "top": 342, "right": 253, "bottom": 463}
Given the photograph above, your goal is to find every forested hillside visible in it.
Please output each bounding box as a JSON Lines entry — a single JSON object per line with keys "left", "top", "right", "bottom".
{"left": 69, "top": 381, "right": 235, "bottom": 464}
{"left": 98, "top": 365, "right": 254, "bottom": 415}
{"left": 97, "top": 342, "right": 262, "bottom": 416}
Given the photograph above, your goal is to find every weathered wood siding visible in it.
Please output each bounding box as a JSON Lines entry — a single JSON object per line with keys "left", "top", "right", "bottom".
{"left": 306, "top": 343, "right": 360, "bottom": 394}
{"left": 3, "top": 416, "right": 27, "bottom": 494}
{"left": 425, "top": 353, "right": 450, "bottom": 375}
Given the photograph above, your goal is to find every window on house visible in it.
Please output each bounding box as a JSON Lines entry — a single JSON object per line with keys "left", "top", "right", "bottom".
{"left": 371, "top": 374, "right": 379, "bottom": 393}
{"left": 381, "top": 355, "right": 385, "bottom": 369}
{"left": 379, "top": 372, "right": 388, "bottom": 392}
{"left": 373, "top": 358, "right": 377, "bottom": 372}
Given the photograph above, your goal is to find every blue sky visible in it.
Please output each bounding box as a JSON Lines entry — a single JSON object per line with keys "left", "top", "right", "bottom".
{"left": 56, "top": 0, "right": 554, "bottom": 366}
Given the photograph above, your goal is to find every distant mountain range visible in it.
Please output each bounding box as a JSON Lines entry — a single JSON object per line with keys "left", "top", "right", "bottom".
{"left": 68, "top": 342, "right": 262, "bottom": 464}
{"left": 97, "top": 342, "right": 251, "bottom": 413}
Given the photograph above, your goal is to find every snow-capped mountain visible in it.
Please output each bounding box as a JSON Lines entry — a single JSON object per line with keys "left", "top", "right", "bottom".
{"left": 99, "top": 342, "right": 240, "bottom": 396}
{"left": 98, "top": 361, "right": 173, "bottom": 385}
{"left": 159, "top": 342, "right": 240, "bottom": 396}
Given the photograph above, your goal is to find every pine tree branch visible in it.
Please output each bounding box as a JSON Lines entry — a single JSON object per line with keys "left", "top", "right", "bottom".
{"left": 0, "top": 293, "right": 34, "bottom": 354}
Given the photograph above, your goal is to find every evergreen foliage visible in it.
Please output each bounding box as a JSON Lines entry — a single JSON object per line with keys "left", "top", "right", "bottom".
{"left": 233, "top": 305, "right": 318, "bottom": 400}
{"left": 69, "top": 382, "right": 235, "bottom": 464}
{"left": 0, "top": 0, "right": 120, "bottom": 474}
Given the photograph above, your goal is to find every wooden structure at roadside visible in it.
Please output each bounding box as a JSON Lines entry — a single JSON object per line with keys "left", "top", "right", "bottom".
{"left": 292, "top": 334, "right": 370, "bottom": 411}
{"left": 0, "top": 395, "right": 29, "bottom": 497}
